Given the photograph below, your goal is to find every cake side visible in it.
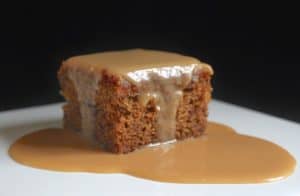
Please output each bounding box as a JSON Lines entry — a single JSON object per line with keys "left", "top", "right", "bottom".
{"left": 59, "top": 65, "right": 212, "bottom": 153}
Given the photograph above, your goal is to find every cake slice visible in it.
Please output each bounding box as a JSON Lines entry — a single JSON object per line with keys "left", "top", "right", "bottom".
{"left": 58, "top": 49, "right": 213, "bottom": 153}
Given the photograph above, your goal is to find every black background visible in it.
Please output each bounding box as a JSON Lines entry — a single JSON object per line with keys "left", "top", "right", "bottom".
{"left": 1, "top": 2, "right": 299, "bottom": 122}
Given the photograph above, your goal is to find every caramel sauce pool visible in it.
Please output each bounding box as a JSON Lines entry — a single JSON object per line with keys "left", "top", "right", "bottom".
{"left": 9, "top": 122, "right": 296, "bottom": 183}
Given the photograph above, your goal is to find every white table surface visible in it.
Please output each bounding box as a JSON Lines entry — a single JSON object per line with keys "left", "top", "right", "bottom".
{"left": 0, "top": 100, "right": 299, "bottom": 196}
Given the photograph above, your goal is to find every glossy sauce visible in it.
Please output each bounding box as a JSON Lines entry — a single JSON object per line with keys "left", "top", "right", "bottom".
{"left": 9, "top": 122, "right": 296, "bottom": 183}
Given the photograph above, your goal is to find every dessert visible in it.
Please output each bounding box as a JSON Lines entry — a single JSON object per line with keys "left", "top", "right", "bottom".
{"left": 58, "top": 49, "right": 213, "bottom": 153}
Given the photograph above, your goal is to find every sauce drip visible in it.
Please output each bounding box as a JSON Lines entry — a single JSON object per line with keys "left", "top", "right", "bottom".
{"left": 9, "top": 122, "right": 296, "bottom": 183}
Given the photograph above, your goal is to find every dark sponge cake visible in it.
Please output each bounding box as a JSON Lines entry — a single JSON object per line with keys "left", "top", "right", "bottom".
{"left": 58, "top": 49, "right": 213, "bottom": 153}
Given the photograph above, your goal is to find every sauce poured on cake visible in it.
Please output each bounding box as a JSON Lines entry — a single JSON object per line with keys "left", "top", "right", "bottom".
{"left": 62, "top": 49, "right": 213, "bottom": 147}
{"left": 10, "top": 49, "right": 294, "bottom": 183}
{"left": 9, "top": 122, "right": 296, "bottom": 183}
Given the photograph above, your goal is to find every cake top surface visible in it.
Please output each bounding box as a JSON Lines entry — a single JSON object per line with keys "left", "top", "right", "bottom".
{"left": 65, "top": 49, "right": 213, "bottom": 75}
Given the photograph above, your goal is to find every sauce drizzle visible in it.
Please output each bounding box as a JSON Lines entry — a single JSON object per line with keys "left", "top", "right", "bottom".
{"left": 9, "top": 122, "right": 296, "bottom": 183}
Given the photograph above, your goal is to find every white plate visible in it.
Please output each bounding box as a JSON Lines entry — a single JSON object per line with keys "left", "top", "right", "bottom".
{"left": 0, "top": 100, "right": 299, "bottom": 196}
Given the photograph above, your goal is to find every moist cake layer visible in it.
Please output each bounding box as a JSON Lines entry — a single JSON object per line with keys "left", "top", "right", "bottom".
{"left": 58, "top": 49, "right": 213, "bottom": 153}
